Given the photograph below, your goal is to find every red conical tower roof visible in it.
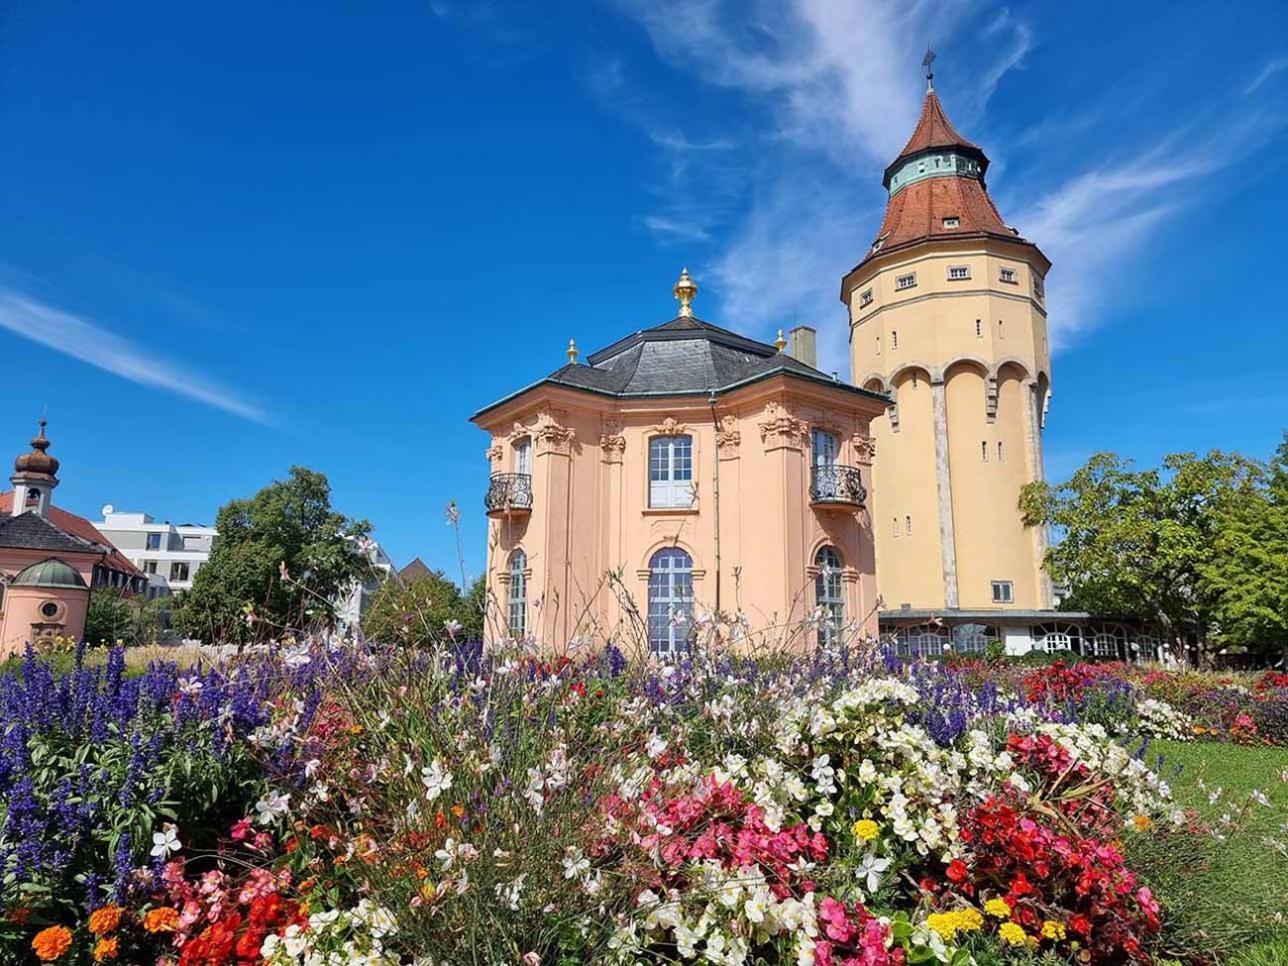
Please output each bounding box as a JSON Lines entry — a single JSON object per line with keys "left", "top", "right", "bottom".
{"left": 841, "top": 73, "right": 1049, "bottom": 297}
{"left": 892, "top": 89, "right": 982, "bottom": 165}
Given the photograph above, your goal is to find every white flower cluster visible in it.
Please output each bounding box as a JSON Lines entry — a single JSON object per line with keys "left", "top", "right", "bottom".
{"left": 1135, "top": 698, "right": 1196, "bottom": 742}
{"left": 1031, "top": 721, "right": 1184, "bottom": 825}
{"left": 610, "top": 865, "right": 818, "bottom": 966}
{"left": 260, "top": 900, "right": 399, "bottom": 966}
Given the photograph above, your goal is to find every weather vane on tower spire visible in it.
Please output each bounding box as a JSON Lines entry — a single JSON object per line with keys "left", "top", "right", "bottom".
{"left": 922, "top": 46, "right": 936, "bottom": 93}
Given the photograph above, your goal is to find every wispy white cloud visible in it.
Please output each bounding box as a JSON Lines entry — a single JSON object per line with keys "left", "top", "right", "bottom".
{"left": 607, "top": 0, "right": 1285, "bottom": 368}
{"left": 0, "top": 289, "right": 268, "bottom": 424}
{"left": 640, "top": 215, "right": 713, "bottom": 243}
{"left": 1245, "top": 55, "right": 1288, "bottom": 94}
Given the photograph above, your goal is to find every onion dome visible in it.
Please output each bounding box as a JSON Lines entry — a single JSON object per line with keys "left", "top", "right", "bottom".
{"left": 13, "top": 419, "right": 59, "bottom": 479}
{"left": 12, "top": 557, "right": 86, "bottom": 589}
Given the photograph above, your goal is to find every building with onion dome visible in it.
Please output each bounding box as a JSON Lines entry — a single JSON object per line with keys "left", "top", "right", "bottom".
{"left": 472, "top": 270, "right": 887, "bottom": 653}
{"left": 0, "top": 422, "right": 145, "bottom": 656}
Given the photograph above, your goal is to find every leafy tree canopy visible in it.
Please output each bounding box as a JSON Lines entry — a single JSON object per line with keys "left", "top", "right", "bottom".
{"left": 361, "top": 570, "right": 485, "bottom": 647}
{"left": 1206, "top": 434, "right": 1288, "bottom": 659}
{"left": 174, "top": 467, "right": 370, "bottom": 643}
{"left": 1020, "top": 448, "right": 1258, "bottom": 659}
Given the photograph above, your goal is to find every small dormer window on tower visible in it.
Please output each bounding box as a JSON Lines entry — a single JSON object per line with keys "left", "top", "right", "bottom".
{"left": 942, "top": 216, "right": 960, "bottom": 229}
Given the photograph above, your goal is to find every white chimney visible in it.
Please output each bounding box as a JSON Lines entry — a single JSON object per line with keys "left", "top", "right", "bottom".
{"left": 788, "top": 325, "right": 817, "bottom": 369}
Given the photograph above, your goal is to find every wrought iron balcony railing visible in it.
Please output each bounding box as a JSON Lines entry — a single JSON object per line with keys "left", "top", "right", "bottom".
{"left": 809, "top": 464, "right": 867, "bottom": 508}
{"left": 485, "top": 473, "right": 533, "bottom": 515}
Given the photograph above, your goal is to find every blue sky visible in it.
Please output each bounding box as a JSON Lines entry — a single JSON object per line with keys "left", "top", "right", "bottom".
{"left": 2, "top": 1, "right": 1286, "bottom": 582}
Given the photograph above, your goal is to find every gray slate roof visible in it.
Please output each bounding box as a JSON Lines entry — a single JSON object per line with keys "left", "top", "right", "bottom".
{"left": 475, "top": 316, "right": 887, "bottom": 418}
{"left": 0, "top": 512, "right": 96, "bottom": 555}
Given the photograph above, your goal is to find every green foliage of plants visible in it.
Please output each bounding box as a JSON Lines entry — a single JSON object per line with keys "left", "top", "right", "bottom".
{"left": 174, "top": 466, "right": 371, "bottom": 643}
{"left": 1020, "top": 448, "right": 1261, "bottom": 665}
{"left": 84, "top": 587, "right": 168, "bottom": 646}
{"left": 1205, "top": 435, "right": 1288, "bottom": 663}
{"left": 1128, "top": 739, "right": 1288, "bottom": 962}
{"left": 360, "top": 571, "right": 485, "bottom": 646}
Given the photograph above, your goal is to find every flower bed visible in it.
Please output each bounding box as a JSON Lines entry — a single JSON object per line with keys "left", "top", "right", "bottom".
{"left": 1, "top": 640, "right": 1285, "bottom": 964}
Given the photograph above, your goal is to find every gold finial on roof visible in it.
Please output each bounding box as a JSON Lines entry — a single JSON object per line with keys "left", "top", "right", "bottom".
{"left": 774, "top": 328, "right": 787, "bottom": 352}
{"left": 567, "top": 339, "right": 578, "bottom": 364}
{"left": 673, "top": 267, "right": 698, "bottom": 318}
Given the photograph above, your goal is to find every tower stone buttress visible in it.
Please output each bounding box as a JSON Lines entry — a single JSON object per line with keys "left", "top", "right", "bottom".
{"left": 841, "top": 83, "right": 1053, "bottom": 616}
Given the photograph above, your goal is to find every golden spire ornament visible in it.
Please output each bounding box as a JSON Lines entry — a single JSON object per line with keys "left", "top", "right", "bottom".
{"left": 774, "top": 328, "right": 787, "bottom": 351}
{"left": 673, "top": 267, "right": 698, "bottom": 318}
{"left": 567, "top": 338, "right": 579, "bottom": 364}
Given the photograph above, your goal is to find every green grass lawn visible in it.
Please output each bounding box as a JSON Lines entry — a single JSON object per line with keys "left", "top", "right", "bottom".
{"left": 1133, "top": 739, "right": 1288, "bottom": 964}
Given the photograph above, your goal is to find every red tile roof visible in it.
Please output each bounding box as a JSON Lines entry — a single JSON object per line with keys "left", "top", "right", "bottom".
{"left": 871, "top": 173, "right": 1013, "bottom": 255}
{"left": 843, "top": 88, "right": 1047, "bottom": 288}
{"left": 891, "top": 90, "right": 980, "bottom": 164}
{"left": 0, "top": 492, "right": 143, "bottom": 577}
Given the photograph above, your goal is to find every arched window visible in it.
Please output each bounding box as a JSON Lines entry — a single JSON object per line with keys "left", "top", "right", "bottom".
{"left": 1033, "top": 622, "right": 1081, "bottom": 654}
{"left": 648, "top": 436, "right": 694, "bottom": 508}
{"left": 952, "top": 623, "right": 996, "bottom": 654}
{"left": 507, "top": 550, "right": 527, "bottom": 640}
{"left": 648, "top": 548, "right": 693, "bottom": 654}
{"left": 814, "top": 546, "right": 845, "bottom": 648}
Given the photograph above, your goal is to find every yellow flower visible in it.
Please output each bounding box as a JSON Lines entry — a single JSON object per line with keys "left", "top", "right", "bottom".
{"left": 852, "top": 819, "right": 880, "bottom": 842}
{"left": 998, "top": 922, "right": 1028, "bottom": 947}
{"left": 32, "top": 926, "right": 73, "bottom": 961}
{"left": 88, "top": 905, "right": 124, "bottom": 935}
{"left": 984, "top": 898, "right": 1011, "bottom": 919}
{"left": 93, "top": 936, "right": 120, "bottom": 962}
{"left": 925, "top": 908, "right": 984, "bottom": 939}
{"left": 1132, "top": 814, "right": 1154, "bottom": 831}
{"left": 1041, "top": 920, "right": 1067, "bottom": 941}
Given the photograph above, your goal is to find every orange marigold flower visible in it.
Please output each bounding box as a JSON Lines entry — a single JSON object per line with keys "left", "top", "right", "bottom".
{"left": 32, "top": 926, "right": 73, "bottom": 961}
{"left": 142, "top": 906, "right": 180, "bottom": 933}
{"left": 88, "top": 905, "right": 124, "bottom": 935}
{"left": 450, "top": 804, "right": 466, "bottom": 819}
{"left": 93, "top": 936, "right": 120, "bottom": 961}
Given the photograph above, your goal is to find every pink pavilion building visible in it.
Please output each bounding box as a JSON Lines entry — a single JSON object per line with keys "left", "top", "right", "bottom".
{"left": 0, "top": 422, "right": 146, "bottom": 657}
{"left": 471, "top": 272, "right": 888, "bottom": 654}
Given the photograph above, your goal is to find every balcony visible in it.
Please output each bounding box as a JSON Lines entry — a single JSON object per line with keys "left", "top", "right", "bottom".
{"left": 810, "top": 464, "right": 867, "bottom": 511}
{"left": 485, "top": 473, "right": 533, "bottom": 518}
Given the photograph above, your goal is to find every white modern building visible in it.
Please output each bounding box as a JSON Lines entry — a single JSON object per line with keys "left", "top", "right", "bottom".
{"left": 94, "top": 506, "right": 218, "bottom": 597}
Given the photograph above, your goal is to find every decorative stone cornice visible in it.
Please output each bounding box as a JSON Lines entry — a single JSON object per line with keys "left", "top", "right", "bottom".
{"left": 599, "top": 434, "right": 626, "bottom": 462}
{"left": 758, "top": 403, "right": 808, "bottom": 452}
{"left": 534, "top": 408, "right": 574, "bottom": 456}
{"left": 850, "top": 433, "right": 876, "bottom": 465}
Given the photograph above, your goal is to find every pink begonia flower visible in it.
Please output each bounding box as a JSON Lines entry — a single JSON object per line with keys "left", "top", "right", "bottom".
{"left": 522, "top": 954, "right": 542, "bottom": 966}
{"left": 230, "top": 817, "right": 252, "bottom": 841}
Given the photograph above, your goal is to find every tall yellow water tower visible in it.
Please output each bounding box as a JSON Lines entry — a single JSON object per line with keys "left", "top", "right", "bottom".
{"left": 842, "top": 66, "right": 1053, "bottom": 636}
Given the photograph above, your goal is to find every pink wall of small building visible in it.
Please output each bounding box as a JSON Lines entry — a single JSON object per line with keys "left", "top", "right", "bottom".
{"left": 476, "top": 374, "right": 886, "bottom": 655}
{"left": 0, "top": 550, "right": 99, "bottom": 658}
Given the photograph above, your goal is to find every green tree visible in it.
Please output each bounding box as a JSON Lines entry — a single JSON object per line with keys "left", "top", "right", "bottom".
{"left": 84, "top": 588, "right": 167, "bottom": 646}
{"left": 361, "top": 569, "right": 477, "bottom": 647}
{"left": 174, "top": 467, "right": 370, "bottom": 643}
{"left": 1206, "top": 434, "right": 1288, "bottom": 664}
{"left": 1020, "top": 449, "right": 1255, "bottom": 664}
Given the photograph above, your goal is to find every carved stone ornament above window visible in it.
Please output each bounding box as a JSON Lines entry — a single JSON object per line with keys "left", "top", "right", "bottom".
{"left": 651, "top": 416, "right": 688, "bottom": 437}
{"left": 486, "top": 445, "right": 504, "bottom": 463}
